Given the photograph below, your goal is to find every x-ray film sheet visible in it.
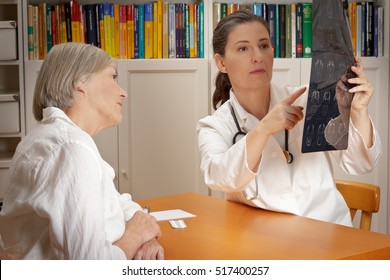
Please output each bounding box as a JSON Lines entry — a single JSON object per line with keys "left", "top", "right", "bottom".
{"left": 302, "top": 0, "right": 356, "bottom": 153}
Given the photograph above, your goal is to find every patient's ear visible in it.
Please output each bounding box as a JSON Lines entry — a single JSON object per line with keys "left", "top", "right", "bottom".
{"left": 75, "top": 81, "right": 87, "bottom": 95}
{"left": 214, "top": 53, "right": 227, "bottom": 74}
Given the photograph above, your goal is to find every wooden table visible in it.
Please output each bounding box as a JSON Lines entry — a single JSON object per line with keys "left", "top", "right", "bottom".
{"left": 138, "top": 192, "right": 390, "bottom": 260}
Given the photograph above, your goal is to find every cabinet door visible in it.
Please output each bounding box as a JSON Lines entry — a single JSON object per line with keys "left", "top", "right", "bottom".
{"left": 118, "top": 60, "right": 209, "bottom": 200}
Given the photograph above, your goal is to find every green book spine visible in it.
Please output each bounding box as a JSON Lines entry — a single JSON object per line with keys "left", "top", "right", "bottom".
{"left": 285, "top": 4, "right": 292, "bottom": 58}
{"left": 275, "top": 4, "right": 280, "bottom": 58}
{"left": 302, "top": 2, "right": 312, "bottom": 58}
{"left": 221, "top": 3, "right": 227, "bottom": 19}
{"left": 199, "top": 1, "right": 204, "bottom": 58}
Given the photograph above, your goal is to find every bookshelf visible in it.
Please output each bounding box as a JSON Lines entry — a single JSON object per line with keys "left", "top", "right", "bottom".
{"left": 0, "top": 0, "right": 25, "bottom": 200}
{"left": 0, "top": 0, "right": 388, "bottom": 234}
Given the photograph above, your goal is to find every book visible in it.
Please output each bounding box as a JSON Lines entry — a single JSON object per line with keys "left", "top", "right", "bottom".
{"left": 168, "top": 3, "right": 176, "bottom": 58}
{"left": 114, "top": 4, "right": 120, "bottom": 58}
{"left": 133, "top": 5, "right": 139, "bottom": 58}
{"left": 360, "top": 2, "right": 366, "bottom": 56}
{"left": 38, "top": 3, "right": 47, "bottom": 59}
{"left": 262, "top": 3, "right": 268, "bottom": 21}
{"left": 213, "top": 2, "right": 221, "bottom": 30}
{"left": 285, "top": 4, "right": 292, "bottom": 58}
{"left": 84, "top": 4, "right": 98, "bottom": 46}
{"left": 157, "top": 0, "right": 163, "bottom": 58}
{"left": 199, "top": 1, "right": 204, "bottom": 58}
{"left": 120, "top": 5, "right": 127, "bottom": 58}
{"left": 162, "top": 1, "right": 169, "bottom": 58}
{"left": 109, "top": 4, "right": 115, "bottom": 57}
{"left": 47, "top": 4, "right": 54, "bottom": 51}
{"left": 253, "top": 3, "right": 263, "bottom": 17}
{"left": 365, "top": 1, "right": 374, "bottom": 56}
{"left": 127, "top": 4, "right": 134, "bottom": 59}
{"left": 144, "top": 2, "right": 154, "bottom": 59}
{"left": 98, "top": 4, "right": 105, "bottom": 51}
{"left": 70, "top": 0, "right": 80, "bottom": 43}
{"left": 138, "top": 4, "right": 145, "bottom": 59}
{"left": 194, "top": 3, "right": 199, "bottom": 57}
{"left": 175, "top": 4, "right": 181, "bottom": 58}
{"left": 268, "top": 4, "right": 276, "bottom": 56}
{"left": 60, "top": 4, "right": 68, "bottom": 43}
{"left": 185, "top": 3, "right": 190, "bottom": 58}
{"left": 291, "top": 3, "right": 296, "bottom": 58}
{"left": 193, "top": 3, "right": 199, "bottom": 57}
{"left": 103, "top": 3, "right": 111, "bottom": 55}
{"left": 33, "top": 5, "right": 39, "bottom": 59}
{"left": 374, "top": 5, "right": 378, "bottom": 57}
{"left": 79, "top": 4, "right": 85, "bottom": 43}
{"left": 220, "top": 3, "right": 227, "bottom": 20}
{"left": 295, "top": 3, "right": 303, "bottom": 58}
{"left": 53, "top": 4, "right": 61, "bottom": 45}
{"left": 189, "top": 3, "right": 195, "bottom": 58}
{"left": 279, "top": 4, "right": 286, "bottom": 58}
{"left": 274, "top": 4, "right": 280, "bottom": 58}
{"left": 179, "top": 3, "right": 185, "bottom": 58}
{"left": 302, "top": 3, "right": 312, "bottom": 58}
{"left": 350, "top": 2, "right": 357, "bottom": 56}
{"left": 27, "top": 5, "right": 34, "bottom": 60}
{"left": 153, "top": 1, "right": 158, "bottom": 58}
{"left": 377, "top": 6, "right": 383, "bottom": 57}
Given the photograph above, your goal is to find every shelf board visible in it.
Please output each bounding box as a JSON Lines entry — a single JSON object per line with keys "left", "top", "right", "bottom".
{"left": 0, "top": 152, "right": 13, "bottom": 168}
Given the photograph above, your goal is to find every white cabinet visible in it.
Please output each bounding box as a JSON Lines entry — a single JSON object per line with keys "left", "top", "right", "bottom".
{"left": 0, "top": 0, "right": 25, "bottom": 201}
{"left": 117, "top": 59, "right": 209, "bottom": 199}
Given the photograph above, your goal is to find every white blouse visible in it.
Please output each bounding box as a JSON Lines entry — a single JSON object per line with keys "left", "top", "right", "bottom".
{"left": 0, "top": 107, "right": 142, "bottom": 259}
{"left": 197, "top": 83, "right": 382, "bottom": 226}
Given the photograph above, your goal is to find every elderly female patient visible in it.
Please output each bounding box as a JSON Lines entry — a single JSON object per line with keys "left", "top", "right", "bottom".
{"left": 0, "top": 43, "right": 163, "bottom": 260}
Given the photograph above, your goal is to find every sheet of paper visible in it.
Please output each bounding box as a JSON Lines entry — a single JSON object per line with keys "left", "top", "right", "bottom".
{"left": 149, "top": 209, "right": 196, "bottom": 221}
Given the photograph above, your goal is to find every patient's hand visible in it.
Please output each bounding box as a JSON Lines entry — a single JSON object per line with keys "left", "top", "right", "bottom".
{"left": 133, "top": 238, "right": 164, "bottom": 260}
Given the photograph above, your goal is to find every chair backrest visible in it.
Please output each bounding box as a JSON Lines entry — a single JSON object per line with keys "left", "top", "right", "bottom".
{"left": 335, "top": 180, "right": 380, "bottom": 231}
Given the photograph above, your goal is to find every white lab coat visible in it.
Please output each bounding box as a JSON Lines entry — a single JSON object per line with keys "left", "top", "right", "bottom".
{"left": 197, "top": 82, "right": 382, "bottom": 226}
{"left": 0, "top": 107, "right": 142, "bottom": 259}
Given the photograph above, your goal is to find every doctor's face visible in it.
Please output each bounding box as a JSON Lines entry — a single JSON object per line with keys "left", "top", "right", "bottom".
{"left": 215, "top": 21, "right": 274, "bottom": 93}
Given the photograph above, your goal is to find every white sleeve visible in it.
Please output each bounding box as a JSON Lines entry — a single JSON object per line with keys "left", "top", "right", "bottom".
{"left": 119, "top": 192, "right": 143, "bottom": 222}
{"left": 197, "top": 118, "right": 256, "bottom": 193}
{"left": 333, "top": 118, "right": 382, "bottom": 175}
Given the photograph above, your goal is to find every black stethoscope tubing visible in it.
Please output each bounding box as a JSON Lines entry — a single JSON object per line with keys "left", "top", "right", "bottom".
{"left": 230, "top": 104, "right": 293, "bottom": 164}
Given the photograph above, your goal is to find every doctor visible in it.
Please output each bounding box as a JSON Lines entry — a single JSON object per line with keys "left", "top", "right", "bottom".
{"left": 197, "top": 9, "right": 381, "bottom": 226}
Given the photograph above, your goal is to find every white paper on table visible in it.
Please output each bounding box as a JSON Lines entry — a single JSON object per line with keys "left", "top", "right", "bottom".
{"left": 149, "top": 209, "right": 196, "bottom": 221}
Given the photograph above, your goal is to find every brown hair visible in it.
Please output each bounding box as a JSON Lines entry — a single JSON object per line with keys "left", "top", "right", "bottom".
{"left": 212, "top": 9, "right": 270, "bottom": 110}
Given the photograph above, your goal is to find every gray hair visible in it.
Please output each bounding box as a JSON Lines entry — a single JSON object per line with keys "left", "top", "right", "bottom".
{"left": 33, "top": 42, "right": 113, "bottom": 121}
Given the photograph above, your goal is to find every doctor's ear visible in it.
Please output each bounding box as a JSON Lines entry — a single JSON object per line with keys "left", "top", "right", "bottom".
{"left": 214, "top": 53, "right": 227, "bottom": 74}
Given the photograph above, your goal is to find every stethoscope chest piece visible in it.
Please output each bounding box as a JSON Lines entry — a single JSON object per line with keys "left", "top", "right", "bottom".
{"left": 283, "top": 150, "right": 294, "bottom": 164}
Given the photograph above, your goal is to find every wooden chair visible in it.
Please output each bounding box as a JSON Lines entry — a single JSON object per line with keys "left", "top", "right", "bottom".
{"left": 335, "top": 180, "right": 380, "bottom": 231}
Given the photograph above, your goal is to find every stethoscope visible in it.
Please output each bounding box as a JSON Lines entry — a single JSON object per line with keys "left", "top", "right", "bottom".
{"left": 229, "top": 104, "right": 294, "bottom": 200}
